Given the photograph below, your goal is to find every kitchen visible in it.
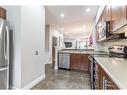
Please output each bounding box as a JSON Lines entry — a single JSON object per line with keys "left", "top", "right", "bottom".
{"left": 0, "top": 5, "right": 127, "bottom": 90}
{"left": 43, "top": 6, "right": 127, "bottom": 90}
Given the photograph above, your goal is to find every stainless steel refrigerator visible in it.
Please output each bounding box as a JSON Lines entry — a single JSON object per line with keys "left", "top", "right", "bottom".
{"left": 0, "top": 18, "right": 10, "bottom": 89}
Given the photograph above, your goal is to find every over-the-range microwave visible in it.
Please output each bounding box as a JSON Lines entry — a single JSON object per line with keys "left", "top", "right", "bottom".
{"left": 101, "top": 21, "right": 112, "bottom": 39}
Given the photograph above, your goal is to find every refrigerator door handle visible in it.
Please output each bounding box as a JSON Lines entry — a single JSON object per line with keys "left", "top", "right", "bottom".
{"left": 4, "top": 27, "right": 6, "bottom": 61}
{"left": 5, "top": 26, "right": 9, "bottom": 66}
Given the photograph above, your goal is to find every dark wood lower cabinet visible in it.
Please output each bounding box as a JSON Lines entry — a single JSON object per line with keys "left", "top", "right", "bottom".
{"left": 70, "top": 54, "right": 80, "bottom": 70}
{"left": 70, "top": 54, "right": 89, "bottom": 72}
{"left": 97, "top": 64, "right": 119, "bottom": 89}
{"left": 80, "top": 54, "right": 89, "bottom": 71}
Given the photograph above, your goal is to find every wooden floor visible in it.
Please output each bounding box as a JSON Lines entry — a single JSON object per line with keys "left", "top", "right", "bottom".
{"left": 31, "top": 64, "right": 91, "bottom": 89}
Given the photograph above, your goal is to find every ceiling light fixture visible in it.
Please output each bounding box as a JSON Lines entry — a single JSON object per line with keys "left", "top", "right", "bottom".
{"left": 60, "top": 13, "right": 65, "bottom": 18}
{"left": 86, "top": 8, "right": 90, "bottom": 12}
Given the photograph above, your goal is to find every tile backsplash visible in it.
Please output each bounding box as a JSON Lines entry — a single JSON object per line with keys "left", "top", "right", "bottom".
{"left": 98, "top": 39, "right": 127, "bottom": 52}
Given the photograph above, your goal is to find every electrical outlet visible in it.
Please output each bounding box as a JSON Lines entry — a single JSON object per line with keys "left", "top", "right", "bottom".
{"left": 35, "top": 51, "right": 38, "bottom": 55}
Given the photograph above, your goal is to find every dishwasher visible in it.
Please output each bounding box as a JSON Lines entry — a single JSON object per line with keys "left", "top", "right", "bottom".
{"left": 58, "top": 53, "right": 70, "bottom": 69}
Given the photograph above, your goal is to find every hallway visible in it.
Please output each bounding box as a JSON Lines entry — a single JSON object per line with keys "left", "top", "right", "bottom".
{"left": 32, "top": 64, "right": 91, "bottom": 89}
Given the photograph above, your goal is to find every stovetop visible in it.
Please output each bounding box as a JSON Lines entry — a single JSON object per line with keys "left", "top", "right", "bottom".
{"left": 91, "top": 53, "right": 127, "bottom": 58}
{"left": 91, "top": 53, "right": 110, "bottom": 58}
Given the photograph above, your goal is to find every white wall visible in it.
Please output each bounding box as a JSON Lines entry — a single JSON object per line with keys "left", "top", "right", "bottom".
{"left": 3, "top": 6, "right": 46, "bottom": 89}
{"left": 21, "top": 6, "right": 45, "bottom": 88}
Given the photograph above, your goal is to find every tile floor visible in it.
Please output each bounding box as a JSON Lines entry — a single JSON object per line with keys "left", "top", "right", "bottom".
{"left": 31, "top": 64, "right": 91, "bottom": 89}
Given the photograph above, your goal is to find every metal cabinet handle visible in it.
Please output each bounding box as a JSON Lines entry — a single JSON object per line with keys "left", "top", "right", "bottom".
{"left": 104, "top": 79, "right": 112, "bottom": 89}
{"left": 4, "top": 26, "right": 9, "bottom": 66}
{"left": 6, "top": 26, "right": 9, "bottom": 65}
{"left": 107, "top": 81, "right": 112, "bottom": 88}
{"left": 102, "top": 76, "right": 105, "bottom": 89}
{"left": 107, "top": 84, "right": 112, "bottom": 87}
{"left": 88, "top": 55, "right": 92, "bottom": 61}
{"left": 4, "top": 27, "right": 6, "bottom": 60}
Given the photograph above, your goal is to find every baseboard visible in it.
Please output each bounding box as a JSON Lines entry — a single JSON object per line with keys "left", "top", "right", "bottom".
{"left": 55, "top": 66, "right": 58, "bottom": 70}
{"left": 49, "top": 61, "right": 52, "bottom": 64}
{"left": 23, "top": 74, "right": 45, "bottom": 89}
{"left": 10, "top": 85, "right": 20, "bottom": 90}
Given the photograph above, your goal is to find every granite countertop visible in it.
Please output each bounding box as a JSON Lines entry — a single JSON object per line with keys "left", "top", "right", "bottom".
{"left": 94, "top": 57, "right": 127, "bottom": 89}
{"left": 58, "top": 49, "right": 108, "bottom": 55}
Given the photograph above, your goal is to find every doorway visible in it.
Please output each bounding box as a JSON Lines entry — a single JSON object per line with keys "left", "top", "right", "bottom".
{"left": 52, "top": 37, "right": 57, "bottom": 66}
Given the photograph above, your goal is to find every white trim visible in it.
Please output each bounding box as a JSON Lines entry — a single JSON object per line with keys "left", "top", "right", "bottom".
{"left": 22, "top": 74, "right": 45, "bottom": 89}
{"left": 10, "top": 85, "right": 20, "bottom": 90}
{"left": 55, "top": 66, "right": 58, "bottom": 70}
{"left": 49, "top": 61, "right": 52, "bottom": 64}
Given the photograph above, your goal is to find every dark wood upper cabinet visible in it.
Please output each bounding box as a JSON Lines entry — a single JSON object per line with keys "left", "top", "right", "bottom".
{"left": 111, "top": 6, "right": 126, "bottom": 32}
{"left": 0, "top": 7, "right": 6, "bottom": 20}
{"left": 105, "top": 6, "right": 112, "bottom": 22}
{"left": 126, "top": 6, "right": 127, "bottom": 20}
{"left": 96, "top": 5, "right": 127, "bottom": 41}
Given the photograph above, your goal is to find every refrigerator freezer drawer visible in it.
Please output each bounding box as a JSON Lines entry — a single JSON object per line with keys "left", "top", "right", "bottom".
{"left": 0, "top": 68, "right": 8, "bottom": 89}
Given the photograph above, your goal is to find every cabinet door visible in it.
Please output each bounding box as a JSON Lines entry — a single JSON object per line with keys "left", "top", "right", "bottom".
{"left": 105, "top": 73, "right": 119, "bottom": 89}
{"left": 126, "top": 6, "right": 127, "bottom": 21}
{"left": 111, "top": 6, "right": 126, "bottom": 31}
{"left": 123, "top": 6, "right": 127, "bottom": 25}
{"left": 70, "top": 54, "right": 81, "bottom": 70}
{"left": 98, "top": 63, "right": 119, "bottom": 89}
{"left": 98, "top": 65, "right": 106, "bottom": 89}
{"left": 80, "top": 54, "right": 89, "bottom": 72}
{"left": 105, "top": 6, "right": 112, "bottom": 22}
{"left": 0, "top": 7, "right": 6, "bottom": 20}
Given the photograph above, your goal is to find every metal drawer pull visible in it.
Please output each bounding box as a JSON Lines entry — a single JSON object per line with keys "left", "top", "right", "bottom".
{"left": 107, "top": 84, "right": 112, "bottom": 87}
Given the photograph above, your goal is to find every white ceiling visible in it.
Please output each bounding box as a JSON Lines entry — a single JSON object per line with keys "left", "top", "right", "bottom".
{"left": 45, "top": 6, "right": 99, "bottom": 39}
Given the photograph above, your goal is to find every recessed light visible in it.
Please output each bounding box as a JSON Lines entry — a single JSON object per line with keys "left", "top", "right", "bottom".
{"left": 86, "top": 8, "right": 90, "bottom": 12}
{"left": 60, "top": 13, "right": 65, "bottom": 18}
